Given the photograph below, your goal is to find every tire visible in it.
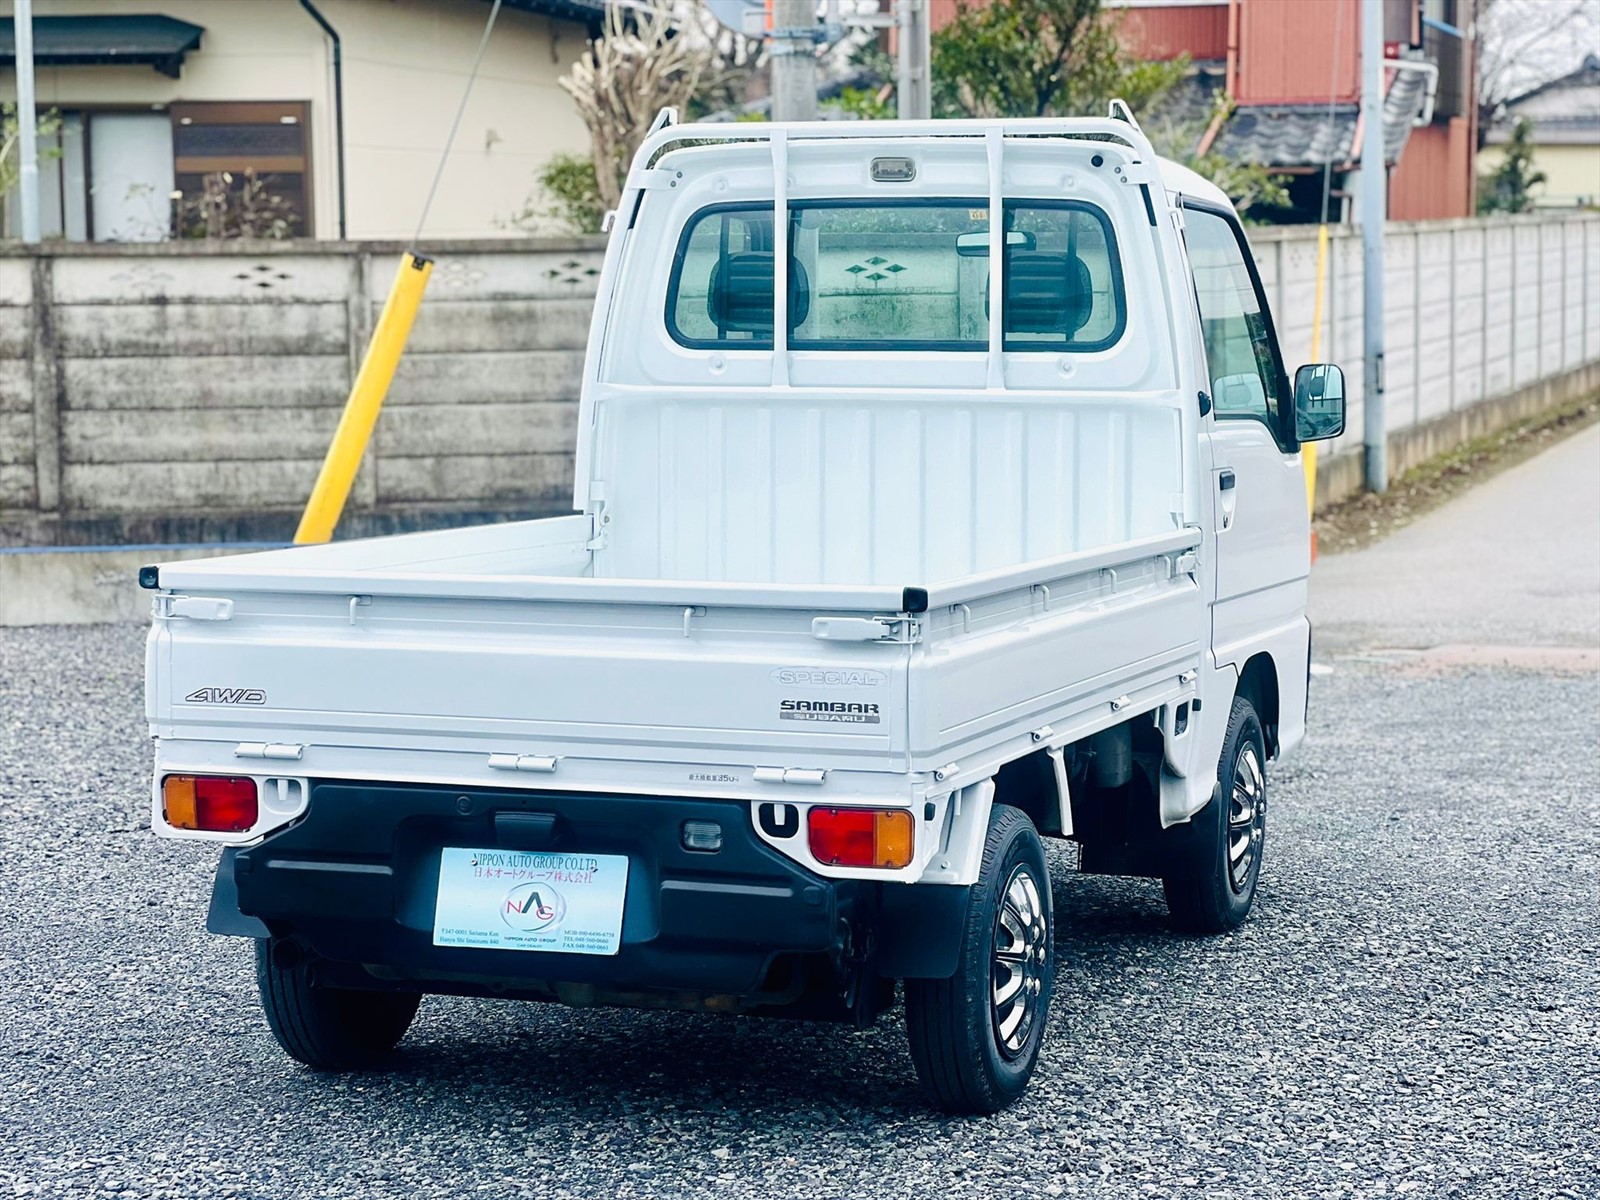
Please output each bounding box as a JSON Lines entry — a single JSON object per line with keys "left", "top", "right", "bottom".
{"left": 1162, "top": 693, "right": 1267, "bottom": 934}
{"left": 905, "top": 803, "right": 1054, "bottom": 1114}
{"left": 254, "top": 938, "right": 420, "bottom": 1070}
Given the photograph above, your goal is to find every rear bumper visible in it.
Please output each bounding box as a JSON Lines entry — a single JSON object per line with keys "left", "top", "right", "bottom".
{"left": 210, "top": 781, "right": 962, "bottom": 1004}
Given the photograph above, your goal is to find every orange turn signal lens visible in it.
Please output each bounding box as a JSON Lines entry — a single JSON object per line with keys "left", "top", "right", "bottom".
{"left": 807, "top": 807, "right": 914, "bottom": 869}
{"left": 162, "top": 775, "right": 258, "bottom": 833}
{"left": 162, "top": 775, "right": 197, "bottom": 828}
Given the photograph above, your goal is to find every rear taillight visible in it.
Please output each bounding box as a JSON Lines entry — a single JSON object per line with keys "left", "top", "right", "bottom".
{"left": 162, "top": 775, "right": 258, "bottom": 833}
{"left": 807, "top": 807, "right": 914, "bottom": 869}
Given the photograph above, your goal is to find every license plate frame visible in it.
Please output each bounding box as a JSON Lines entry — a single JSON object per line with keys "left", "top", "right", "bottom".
{"left": 432, "top": 847, "right": 628, "bottom": 956}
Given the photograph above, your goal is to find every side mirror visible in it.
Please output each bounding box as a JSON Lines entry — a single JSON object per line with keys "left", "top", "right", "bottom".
{"left": 1293, "top": 363, "right": 1346, "bottom": 442}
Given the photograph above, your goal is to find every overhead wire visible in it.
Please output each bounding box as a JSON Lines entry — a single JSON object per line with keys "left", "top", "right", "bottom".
{"left": 413, "top": 0, "right": 505, "bottom": 246}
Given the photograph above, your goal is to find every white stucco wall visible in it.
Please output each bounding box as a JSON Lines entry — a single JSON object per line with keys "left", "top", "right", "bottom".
{"left": 0, "top": 0, "right": 593, "bottom": 238}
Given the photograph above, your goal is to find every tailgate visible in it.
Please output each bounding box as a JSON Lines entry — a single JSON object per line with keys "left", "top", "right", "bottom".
{"left": 147, "top": 588, "right": 912, "bottom": 781}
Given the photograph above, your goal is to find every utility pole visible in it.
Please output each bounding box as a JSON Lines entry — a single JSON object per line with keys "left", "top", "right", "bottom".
{"left": 896, "top": 0, "right": 931, "bottom": 120}
{"left": 771, "top": 0, "right": 819, "bottom": 122}
{"left": 14, "top": 0, "right": 42, "bottom": 244}
{"left": 1360, "top": 0, "right": 1387, "bottom": 493}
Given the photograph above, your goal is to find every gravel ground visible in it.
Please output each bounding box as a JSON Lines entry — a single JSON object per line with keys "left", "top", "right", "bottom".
{"left": 2, "top": 621, "right": 1597, "bottom": 1200}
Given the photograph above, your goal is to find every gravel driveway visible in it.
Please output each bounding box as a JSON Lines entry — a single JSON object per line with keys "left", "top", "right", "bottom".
{"left": 3, "top": 620, "right": 1595, "bottom": 1200}
{"left": 5, "top": 430, "right": 1599, "bottom": 1199}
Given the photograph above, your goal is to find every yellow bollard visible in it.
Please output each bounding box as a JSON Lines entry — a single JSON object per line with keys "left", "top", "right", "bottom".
{"left": 1302, "top": 224, "right": 1330, "bottom": 518}
{"left": 294, "top": 251, "right": 435, "bottom": 544}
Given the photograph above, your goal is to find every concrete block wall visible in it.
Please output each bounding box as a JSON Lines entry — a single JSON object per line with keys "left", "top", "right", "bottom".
{"left": 1249, "top": 212, "right": 1600, "bottom": 503}
{"left": 2, "top": 214, "right": 1597, "bottom": 546}
{"left": 0, "top": 238, "right": 603, "bottom": 546}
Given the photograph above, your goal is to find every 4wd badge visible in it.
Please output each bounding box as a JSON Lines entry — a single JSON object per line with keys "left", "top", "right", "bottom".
{"left": 185, "top": 687, "right": 267, "bottom": 705}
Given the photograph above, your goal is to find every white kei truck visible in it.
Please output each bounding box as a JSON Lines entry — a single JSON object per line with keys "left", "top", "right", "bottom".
{"left": 143, "top": 111, "right": 1346, "bottom": 1114}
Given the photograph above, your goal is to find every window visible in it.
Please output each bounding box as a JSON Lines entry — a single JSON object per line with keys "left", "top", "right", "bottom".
{"left": 1183, "top": 205, "right": 1287, "bottom": 433}
{"left": 2, "top": 111, "right": 172, "bottom": 242}
{"left": 666, "top": 199, "right": 1124, "bottom": 352}
{"left": 172, "top": 102, "right": 312, "bottom": 237}
{"left": 1, "top": 101, "right": 312, "bottom": 241}
{"left": 669, "top": 205, "right": 780, "bottom": 346}
{"left": 1002, "top": 202, "right": 1124, "bottom": 351}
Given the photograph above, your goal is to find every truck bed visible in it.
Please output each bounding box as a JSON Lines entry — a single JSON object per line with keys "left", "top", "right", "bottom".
{"left": 146, "top": 519, "right": 1202, "bottom": 812}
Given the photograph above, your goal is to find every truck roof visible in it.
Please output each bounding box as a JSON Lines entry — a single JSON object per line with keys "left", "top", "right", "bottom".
{"left": 1156, "top": 158, "right": 1232, "bottom": 211}
{"left": 632, "top": 112, "right": 1239, "bottom": 218}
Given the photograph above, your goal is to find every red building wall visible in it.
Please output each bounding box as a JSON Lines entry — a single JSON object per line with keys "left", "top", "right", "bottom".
{"left": 1387, "top": 117, "right": 1475, "bottom": 220}
{"left": 1234, "top": 0, "right": 1361, "bottom": 104}
{"left": 1120, "top": 4, "right": 1229, "bottom": 62}
{"left": 924, "top": 0, "right": 1227, "bottom": 62}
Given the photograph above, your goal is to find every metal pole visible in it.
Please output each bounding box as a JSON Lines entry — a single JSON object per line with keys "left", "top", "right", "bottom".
{"left": 14, "top": 0, "right": 41, "bottom": 244}
{"left": 771, "top": 0, "right": 818, "bottom": 123}
{"left": 1360, "top": 0, "right": 1387, "bottom": 493}
{"left": 896, "top": 0, "right": 931, "bottom": 120}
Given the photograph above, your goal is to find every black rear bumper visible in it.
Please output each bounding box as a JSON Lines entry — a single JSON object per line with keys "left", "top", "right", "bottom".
{"left": 210, "top": 781, "right": 966, "bottom": 1006}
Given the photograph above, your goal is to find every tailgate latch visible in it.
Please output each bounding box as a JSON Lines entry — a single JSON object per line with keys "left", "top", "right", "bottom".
{"left": 811, "top": 616, "right": 919, "bottom": 643}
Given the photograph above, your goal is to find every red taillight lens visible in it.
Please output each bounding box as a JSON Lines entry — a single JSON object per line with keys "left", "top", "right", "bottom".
{"left": 163, "top": 775, "right": 258, "bottom": 833}
{"left": 807, "top": 807, "right": 914, "bottom": 869}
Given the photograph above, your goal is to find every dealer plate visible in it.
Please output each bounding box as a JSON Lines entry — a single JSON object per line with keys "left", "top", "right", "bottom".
{"left": 432, "top": 847, "right": 628, "bottom": 956}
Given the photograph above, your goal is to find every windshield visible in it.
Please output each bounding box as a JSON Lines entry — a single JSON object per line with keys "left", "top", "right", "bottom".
{"left": 667, "top": 199, "right": 1124, "bottom": 353}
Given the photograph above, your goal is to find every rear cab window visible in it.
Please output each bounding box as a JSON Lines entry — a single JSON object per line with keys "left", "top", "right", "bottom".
{"left": 667, "top": 199, "right": 1126, "bottom": 353}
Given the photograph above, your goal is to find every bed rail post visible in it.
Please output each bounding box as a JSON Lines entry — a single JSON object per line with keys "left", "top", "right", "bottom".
{"left": 986, "top": 128, "right": 1004, "bottom": 391}
{"left": 772, "top": 129, "right": 790, "bottom": 388}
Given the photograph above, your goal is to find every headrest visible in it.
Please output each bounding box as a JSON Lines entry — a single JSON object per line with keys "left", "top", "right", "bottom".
{"left": 1003, "top": 251, "right": 1094, "bottom": 336}
{"left": 707, "top": 252, "right": 811, "bottom": 336}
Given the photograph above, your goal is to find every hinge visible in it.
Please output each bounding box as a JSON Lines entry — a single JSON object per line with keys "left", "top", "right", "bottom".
{"left": 754, "top": 767, "right": 827, "bottom": 786}
{"left": 152, "top": 595, "right": 233, "bottom": 621}
{"left": 488, "top": 753, "right": 559, "bottom": 774}
{"left": 586, "top": 492, "right": 610, "bottom": 550}
{"left": 586, "top": 483, "right": 609, "bottom": 550}
{"left": 235, "top": 742, "right": 305, "bottom": 761}
{"left": 811, "top": 615, "right": 920, "bottom": 643}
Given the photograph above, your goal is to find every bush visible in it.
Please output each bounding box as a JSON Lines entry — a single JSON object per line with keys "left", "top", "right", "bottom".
{"left": 509, "top": 153, "right": 605, "bottom": 235}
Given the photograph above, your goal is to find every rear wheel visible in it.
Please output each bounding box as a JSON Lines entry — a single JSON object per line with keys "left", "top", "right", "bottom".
{"left": 1163, "top": 694, "right": 1267, "bottom": 934}
{"left": 905, "top": 804, "right": 1054, "bottom": 1114}
{"left": 254, "top": 938, "right": 420, "bottom": 1070}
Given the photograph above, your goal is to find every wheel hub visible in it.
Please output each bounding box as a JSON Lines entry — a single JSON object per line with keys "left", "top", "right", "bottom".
{"left": 991, "top": 863, "right": 1048, "bottom": 1059}
{"left": 1227, "top": 741, "right": 1266, "bottom": 894}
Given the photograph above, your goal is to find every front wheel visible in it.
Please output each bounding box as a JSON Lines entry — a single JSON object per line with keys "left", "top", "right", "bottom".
{"left": 905, "top": 804, "right": 1054, "bottom": 1114}
{"left": 254, "top": 938, "right": 420, "bottom": 1070}
{"left": 1163, "top": 693, "right": 1268, "bottom": 934}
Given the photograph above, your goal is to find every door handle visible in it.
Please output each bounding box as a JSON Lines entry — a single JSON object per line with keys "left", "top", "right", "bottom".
{"left": 1216, "top": 469, "right": 1238, "bottom": 532}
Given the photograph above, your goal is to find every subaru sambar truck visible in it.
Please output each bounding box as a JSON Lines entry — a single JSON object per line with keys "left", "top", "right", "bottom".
{"left": 143, "top": 109, "right": 1346, "bottom": 1113}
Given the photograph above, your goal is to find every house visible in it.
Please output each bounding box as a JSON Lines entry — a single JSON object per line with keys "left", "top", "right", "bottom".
{"left": 1480, "top": 53, "right": 1600, "bottom": 209}
{"left": 0, "top": 0, "right": 603, "bottom": 241}
{"left": 924, "top": 0, "right": 1479, "bottom": 222}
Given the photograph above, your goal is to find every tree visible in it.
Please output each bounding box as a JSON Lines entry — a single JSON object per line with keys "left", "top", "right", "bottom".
{"left": 929, "top": 0, "right": 1287, "bottom": 217}
{"left": 931, "top": 0, "right": 1186, "bottom": 119}
{"left": 1143, "top": 92, "right": 1291, "bottom": 219}
{"left": 1476, "top": 0, "right": 1599, "bottom": 149}
{"left": 559, "top": 0, "right": 735, "bottom": 211}
{"left": 1478, "top": 118, "right": 1546, "bottom": 213}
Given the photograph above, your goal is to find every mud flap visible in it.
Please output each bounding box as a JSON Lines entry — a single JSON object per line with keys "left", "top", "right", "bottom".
{"left": 874, "top": 882, "right": 972, "bottom": 979}
{"left": 207, "top": 848, "right": 270, "bottom": 938}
